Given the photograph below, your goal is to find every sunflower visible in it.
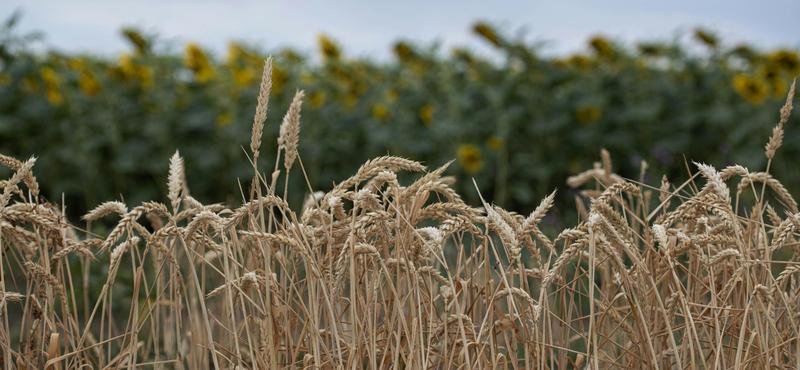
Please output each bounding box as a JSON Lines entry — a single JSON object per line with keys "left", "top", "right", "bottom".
{"left": 225, "top": 42, "right": 247, "bottom": 65}
{"left": 117, "top": 53, "right": 137, "bottom": 77}
{"left": 318, "top": 34, "right": 341, "bottom": 61}
{"left": 66, "top": 57, "right": 86, "bottom": 71}
{"left": 225, "top": 42, "right": 264, "bottom": 73}
{"left": 216, "top": 111, "right": 233, "bottom": 127}
{"left": 372, "top": 103, "right": 388, "bottom": 120}
{"left": 589, "top": 36, "right": 615, "bottom": 59}
{"left": 225, "top": 42, "right": 262, "bottom": 88}
{"left": 116, "top": 54, "right": 153, "bottom": 88}
{"left": 637, "top": 42, "right": 666, "bottom": 57}
{"left": 393, "top": 41, "right": 417, "bottom": 63}
{"left": 565, "top": 54, "right": 593, "bottom": 69}
{"left": 452, "top": 48, "right": 475, "bottom": 65}
{"left": 121, "top": 28, "right": 149, "bottom": 54}
{"left": 308, "top": 90, "right": 327, "bottom": 108}
{"left": 45, "top": 89, "right": 63, "bottom": 106}
{"left": 40, "top": 67, "right": 63, "bottom": 106}
{"left": 575, "top": 105, "right": 602, "bottom": 124}
{"left": 385, "top": 89, "right": 398, "bottom": 103}
{"left": 472, "top": 22, "right": 503, "bottom": 48}
{"left": 419, "top": 104, "right": 435, "bottom": 125}
{"left": 769, "top": 49, "right": 800, "bottom": 75}
{"left": 230, "top": 67, "right": 255, "bottom": 87}
{"left": 184, "top": 43, "right": 215, "bottom": 83}
{"left": 138, "top": 66, "right": 154, "bottom": 89}
{"left": 487, "top": 136, "right": 504, "bottom": 151}
{"left": 457, "top": 144, "right": 483, "bottom": 174}
{"left": 343, "top": 91, "right": 359, "bottom": 110}
{"left": 40, "top": 66, "right": 60, "bottom": 86}
{"left": 732, "top": 74, "right": 769, "bottom": 105}
{"left": 693, "top": 28, "right": 718, "bottom": 48}
{"left": 78, "top": 70, "right": 101, "bottom": 97}
{"left": 759, "top": 65, "right": 788, "bottom": 97}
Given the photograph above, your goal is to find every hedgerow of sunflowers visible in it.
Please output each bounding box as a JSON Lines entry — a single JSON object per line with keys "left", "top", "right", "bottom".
{"left": 0, "top": 17, "right": 798, "bottom": 222}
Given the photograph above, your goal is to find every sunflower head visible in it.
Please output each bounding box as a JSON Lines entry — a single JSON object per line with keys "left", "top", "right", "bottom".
{"left": 318, "top": 34, "right": 342, "bottom": 61}
{"left": 121, "top": 28, "right": 150, "bottom": 54}
{"left": 184, "top": 43, "right": 215, "bottom": 83}
{"left": 372, "top": 103, "right": 389, "bottom": 121}
{"left": 565, "top": 54, "right": 593, "bottom": 69}
{"left": 78, "top": 70, "right": 101, "bottom": 97}
{"left": 693, "top": 28, "right": 719, "bottom": 48}
{"left": 575, "top": 105, "right": 602, "bottom": 124}
{"left": 40, "top": 66, "right": 60, "bottom": 86}
{"left": 309, "top": 90, "right": 327, "bottom": 108}
{"left": 769, "top": 49, "right": 800, "bottom": 75}
{"left": 637, "top": 42, "right": 666, "bottom": 57}
{"left": 393, "top": 41, "right": 417, "bottom": 63}
{"left": 419, "top": 104, "right": 435, "bottom": 125}
{"left": 472, "top": 22, "right": 503, "bottom": 48}
{"left": 487, "top": 137, "right": 504, "bottom": 151}
{"left": 216, "top": 111, "right": 233, "bottom": 127}
{"left": 733, "top": 74, "right": 769, "bottom": 105}
{"left": 589, "top": 36, "right": 615, "bottom": 59}
{"left": 457, "top": 144, "right": 483, "bottom": 174}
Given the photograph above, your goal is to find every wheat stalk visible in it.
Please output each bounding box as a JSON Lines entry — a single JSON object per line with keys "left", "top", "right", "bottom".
{"left": 250, "top": 57, "right": 273, "bottom": 162}
{"left": 278, "top": 89, "right": 305, "bottom": 171}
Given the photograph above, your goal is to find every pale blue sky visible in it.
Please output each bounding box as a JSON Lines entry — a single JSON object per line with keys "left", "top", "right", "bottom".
{"left": 2, "top": 1, "right": 798, "bottom": 59}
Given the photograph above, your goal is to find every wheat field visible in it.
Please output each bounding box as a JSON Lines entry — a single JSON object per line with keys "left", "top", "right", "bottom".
{"left": 0, "top": 57, "right": 798, "bottom": 369}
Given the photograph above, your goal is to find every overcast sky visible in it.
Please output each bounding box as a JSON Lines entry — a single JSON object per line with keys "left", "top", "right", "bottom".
{"left": 2, "top": 1, "right": 798, "bottom": 59}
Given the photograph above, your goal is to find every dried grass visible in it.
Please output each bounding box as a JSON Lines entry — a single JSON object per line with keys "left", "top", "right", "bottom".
{"left": 0, "top": 65, "right": 797, "bottom": 369}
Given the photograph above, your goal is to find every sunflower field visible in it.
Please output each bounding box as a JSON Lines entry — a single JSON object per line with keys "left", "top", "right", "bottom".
{"left": 0, "top": 17, "right": 798, "bottom": 222}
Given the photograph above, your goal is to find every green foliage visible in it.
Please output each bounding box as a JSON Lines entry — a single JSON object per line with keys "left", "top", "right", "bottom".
{"left": 0, "top": 24, "right": 798, "bottom": 221}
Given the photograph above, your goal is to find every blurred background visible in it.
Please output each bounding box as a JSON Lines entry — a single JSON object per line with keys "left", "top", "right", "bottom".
{"left": 0, "top": 1, "right": 798, "bottom": 224}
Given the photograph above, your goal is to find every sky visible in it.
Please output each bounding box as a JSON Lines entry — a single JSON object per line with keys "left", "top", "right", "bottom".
{"left": 2, "top": 1, "right": 798, "bottom": 59}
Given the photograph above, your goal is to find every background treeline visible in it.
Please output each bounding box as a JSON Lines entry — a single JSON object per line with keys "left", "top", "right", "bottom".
{"left": 0, "top": 16, "right": 798, "bottom": 222}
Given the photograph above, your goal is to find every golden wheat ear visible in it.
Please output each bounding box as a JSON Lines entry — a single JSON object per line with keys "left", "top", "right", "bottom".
{"left": 278, "top": 89, "right": 305, "bottom": 171}
{"left": 167, "top": 150, "right": 184, "bottom": 212}
{"left": 250, "top": 57, "right": 273, "bottom": 164}
{"left": 765, "top": 78, "right": 796, "bottom": 160}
